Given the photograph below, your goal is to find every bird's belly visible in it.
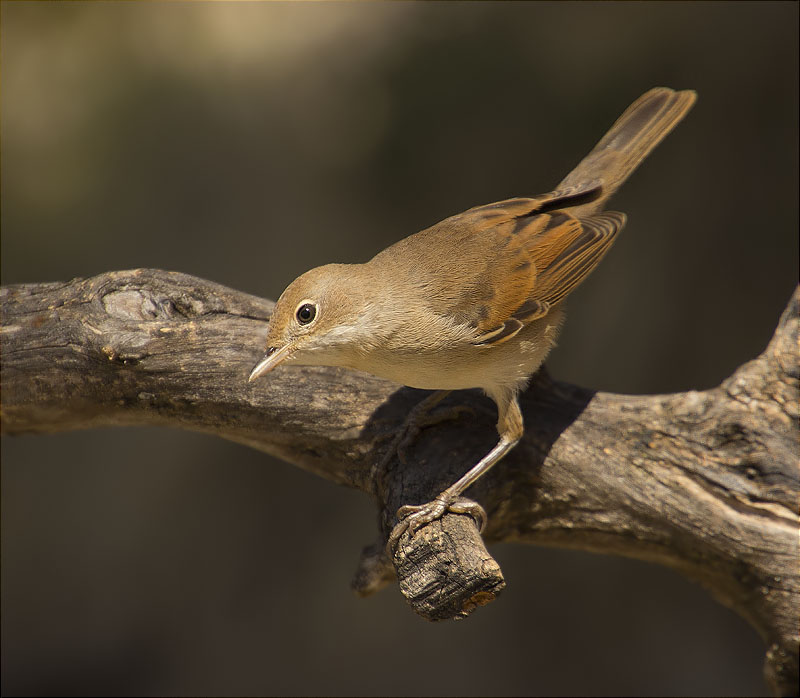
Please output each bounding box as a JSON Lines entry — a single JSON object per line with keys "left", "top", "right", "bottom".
{"left": 353, "top": 313, "right": 563, "bottom": 392}
{"left": 364, "top": 354, "right": 487, "bottom": 391}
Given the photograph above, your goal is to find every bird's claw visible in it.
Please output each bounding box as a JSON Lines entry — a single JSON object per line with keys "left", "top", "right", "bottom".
{"left": 386, "top": 495, "right": 487, "bottom": 556}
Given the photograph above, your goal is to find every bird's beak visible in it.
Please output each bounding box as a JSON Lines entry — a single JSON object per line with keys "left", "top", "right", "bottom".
{"left": 248, "top": 344, "right": 292, "bottom": 382}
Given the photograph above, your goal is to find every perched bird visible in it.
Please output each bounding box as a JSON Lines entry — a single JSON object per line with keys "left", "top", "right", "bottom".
{"left": 249, "top": 87, "right": 696, "bottom": 551}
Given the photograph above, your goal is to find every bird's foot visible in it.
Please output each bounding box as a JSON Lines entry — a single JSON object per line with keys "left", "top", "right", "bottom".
{"left": 386, "top": 495, "right": 487, "bottom": 556}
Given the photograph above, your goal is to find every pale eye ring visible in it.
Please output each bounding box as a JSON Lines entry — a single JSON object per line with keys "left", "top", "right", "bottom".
{"left": 295, "top": 302, "right": 317, "bottom": 325}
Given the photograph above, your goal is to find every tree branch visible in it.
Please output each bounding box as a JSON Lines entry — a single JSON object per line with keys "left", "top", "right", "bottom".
{"left": 1, "top": 270, "right": 797, "bottom": 696}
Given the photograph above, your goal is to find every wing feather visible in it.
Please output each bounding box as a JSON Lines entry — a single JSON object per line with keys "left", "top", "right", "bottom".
{"left": 471, "top": 211, "right": 624, "bottom": 346}
{"left": 530, "top": 212, "right": 625, "bottom": 308}
{"left": 461, "top": 180, "right": 604, "bottom": 229}
{"left": 371, "top": 182, "right": 623, "bottom": 349}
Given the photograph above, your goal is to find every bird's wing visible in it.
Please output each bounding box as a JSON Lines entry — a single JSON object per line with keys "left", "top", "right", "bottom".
{"left": 526, "top": 210, "right": 624, "bottom": 309}
{"left": 372, "top": 183, "right": 623, "bottom": 347}
{"left": 451, "top": 187, "right": 624, "bottom": 347}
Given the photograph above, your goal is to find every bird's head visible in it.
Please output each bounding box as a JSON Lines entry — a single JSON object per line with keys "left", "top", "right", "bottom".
{"left": 248, "top": 264, "right": 371, "bottom": 381}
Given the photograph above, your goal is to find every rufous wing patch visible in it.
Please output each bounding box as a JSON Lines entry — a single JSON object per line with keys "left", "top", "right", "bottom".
{"left": 530, "top": 211, "right": 626, "bottom": 307}
{"left": 438, "top": 183, "right": 619, "bottom": 348}
{"left": 469, "top": 210, "right": 623, "bottom": 347}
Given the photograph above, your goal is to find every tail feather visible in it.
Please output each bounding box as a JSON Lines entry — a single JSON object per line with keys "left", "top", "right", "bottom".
{"left": 559, "top": 87, "right": 697, "bottom": 217}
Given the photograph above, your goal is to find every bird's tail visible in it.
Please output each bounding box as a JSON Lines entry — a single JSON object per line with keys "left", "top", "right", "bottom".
{"left": 559, "top": 87, "right": 697, "bottom": 217}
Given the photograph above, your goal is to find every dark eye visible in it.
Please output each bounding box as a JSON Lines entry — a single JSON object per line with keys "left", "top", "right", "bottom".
{"left": 296, "top": 303, "right": 317, "bottom": 325}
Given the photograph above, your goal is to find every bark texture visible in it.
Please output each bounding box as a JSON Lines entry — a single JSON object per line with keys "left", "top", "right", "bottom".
{"left": 1, "top": 270, "right": 797, "bottom": 695}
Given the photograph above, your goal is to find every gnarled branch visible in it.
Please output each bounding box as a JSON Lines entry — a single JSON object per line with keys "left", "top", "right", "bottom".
{"left": 1, "top": 270, "right": 797, "bottom": 696}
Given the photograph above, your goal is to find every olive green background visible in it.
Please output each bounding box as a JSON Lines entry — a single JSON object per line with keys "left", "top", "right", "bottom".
{"left": 2, "top": 2, "right": 797, "bottom": 696}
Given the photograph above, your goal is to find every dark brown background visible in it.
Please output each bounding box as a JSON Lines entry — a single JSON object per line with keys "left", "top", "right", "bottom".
{"left": 2, "top": 2, "right": 797, "bottom": 696}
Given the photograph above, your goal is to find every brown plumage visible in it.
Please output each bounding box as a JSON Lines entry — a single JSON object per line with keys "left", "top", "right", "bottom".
{"left": 249, "top": 87, "right": 697, "bottom": 551}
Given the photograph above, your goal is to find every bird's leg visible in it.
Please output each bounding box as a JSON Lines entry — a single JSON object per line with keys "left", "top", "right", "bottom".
{"left": 387, "top": 391, "right": 523, "bottom": 555}
{"left": 394, "top": 389, "right": 454, "bottom": 464}
{"left": 375, "top": 389, "right": 476, "bottom": 467}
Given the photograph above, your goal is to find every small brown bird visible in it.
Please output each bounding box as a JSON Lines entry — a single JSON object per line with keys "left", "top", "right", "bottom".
{"left": 249, "top": 87, "right": 696, "bottom": 550}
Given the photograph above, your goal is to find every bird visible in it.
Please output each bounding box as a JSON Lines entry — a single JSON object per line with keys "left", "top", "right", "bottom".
{"left": 248, "top": 87, "right": 696, "bottom": 553}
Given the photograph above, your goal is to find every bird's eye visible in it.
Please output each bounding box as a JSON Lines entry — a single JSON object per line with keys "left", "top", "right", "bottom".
{"left": 296, "top": 302, "right": 317, "bottom": 325}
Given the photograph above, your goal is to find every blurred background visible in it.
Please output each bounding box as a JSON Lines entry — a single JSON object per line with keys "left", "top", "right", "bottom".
{"left": 1, "top": 2, "right": 797, "bottom": 696}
